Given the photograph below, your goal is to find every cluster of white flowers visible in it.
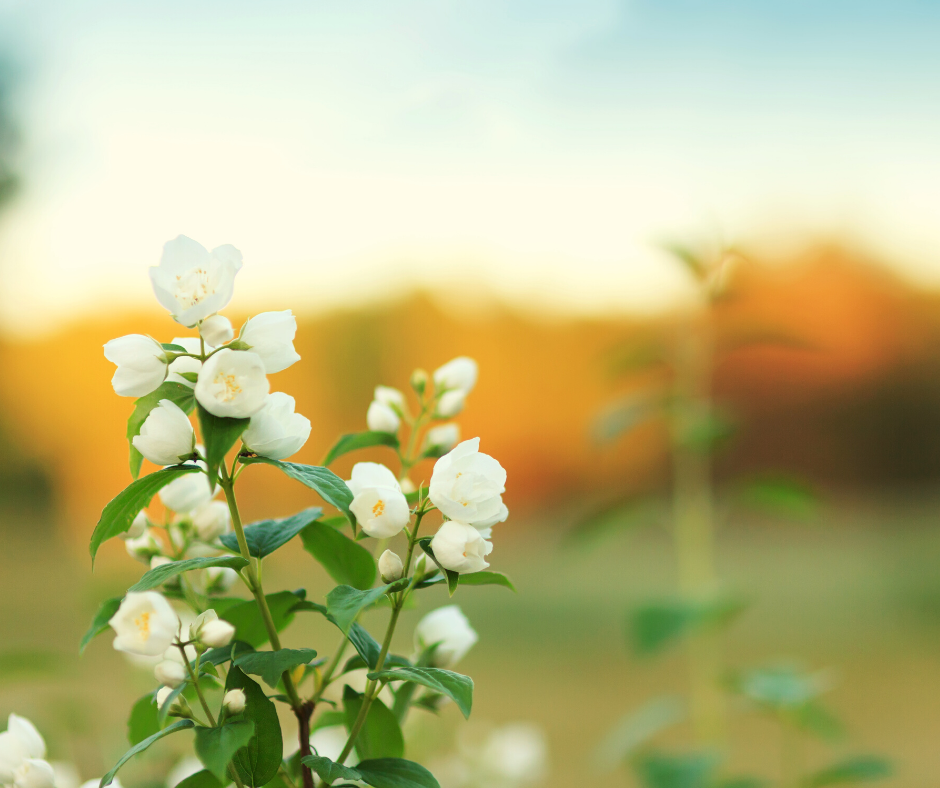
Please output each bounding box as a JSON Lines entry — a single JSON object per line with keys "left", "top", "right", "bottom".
{"left": 104, "top": 235, "right": 311, "bottom": 463}
{"left": 0, "top": 714, "right": 54, "bottom": 788}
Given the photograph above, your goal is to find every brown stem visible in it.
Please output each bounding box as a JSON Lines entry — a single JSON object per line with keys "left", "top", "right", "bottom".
{"left": 296, "top": 700, "right": 315, "bottom": 788}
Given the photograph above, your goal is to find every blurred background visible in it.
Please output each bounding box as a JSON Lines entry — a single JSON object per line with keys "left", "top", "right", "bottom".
{"left": 1, "top": 1, "right": 940, "bottom": 787}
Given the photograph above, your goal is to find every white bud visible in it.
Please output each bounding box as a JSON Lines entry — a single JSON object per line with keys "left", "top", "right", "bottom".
{"left": 191, "top": 500, "right": 231, "bottom": 541}
{"left": 199, "top": 315, "right": 234, "bottom": 346}
{"left": 200, "top": 619, "right": 236, "bottom": 649}
{"left": 166, "top": 337, "right": 204, "bottom": 388}
{"left": 238, "top": 310, "right": 300, "bottom": 373}
{"left": 366, "top": 401, "right": 400, "bottom": 433}
{"left": 374, "top": 386, "right": 406, "bottom": 414}
{"left": 103, "top": 335, "right": 169, "bottom": 397}
{"left": 429, "top": 521, "right": 493, "bottom": 574}
{"left": 433, "top": 357, "right": 478, "bottom": 394}
{"left": 156, "top": 687, "right": 188, "bottom": 716}
{"left": 414, "top": 605, "right": 478, "bottom": 667}
{"left": 378, "top": 550, "right": 404, "bottom": 583}
{"left": 435, "top": 389, "right": 465, "bottom": 418}
{"left": 154, "top": 660, "right": 187, "bottom": 688}
{"left": 223, "top": 689, "right": 246, "bottom": 713}
{"left": 150, "top": 555, "right": 173, "bottom": 571}
{"left": 125, "top": 531, "right": 162, "bottom": 564}
{"left": 132, "top": 400, "right": 196, "bottom": 466}
{"left": 205, "top": 566, "right": 238, "bottom": 592}
{"left": 429, "top": 439, "right": 506, "bottom": 525}
{"left": 122, "top": 511, "right": 149, "bottom": 541}
{"left": 425, "top": 423, "right": 460, "bottom": 454}
{"left": 242, "top": 392, "right": 311, "bottom": 460}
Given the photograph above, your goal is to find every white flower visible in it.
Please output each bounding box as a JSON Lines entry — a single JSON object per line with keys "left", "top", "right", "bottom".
{"left": 425, "top": 424, "right": 460, "bottom": 454}
{"left": 166, "top": 758, "right": 203, "bottom": 788}
{"left": 50, "top": 762, "right": 81, "bottom": 788}
{"left": 166, "top": 337, "right": 204, "bottom": 388}
{"left": 470, "top": 498, "right": 509, "bottom": 540}
{"left": 378, "top": 550, "right": 404, "bottom": 583}
{"left": 109, "top": 592, "right": 180, "bottom": 656}
{"left": 0, "top": 715, "right": 54, "bottom": 788}
{"left": 154, "top": 660, "right": 187, "bottom": 688}
{"left": 414, "top": 605, "right": 478, "bottom": 667}
{"left": 429, "top": 521, "right": 492, "bottom": 574}
{"left": 11, "top": 759, "right": 55, "bottom": 788}
{"left": 374, "top": 386, "right": 406, "bottom": 414}
{"left": 163, "top": 643, "right": 197, "bottom": 665}
{"left": 429, "top": 438, "right": 506, "bottom": 524}
{"left": 242, "top": 393, "right": 311, "bottom": 459}
{"left": 205, "top": 566, "right": 238, "bottom": 592}
{"left": 159, "top": 461, "right": 215, "bottom": 513}
{"left": 480, "top": 724, "right": 548, "bottom": 784}
{"left": 122, "top": 511, "right": 149, "bottom": 541}
{"left": 366, "top": 401, "right": 400, "bottom": 434}
{"left": 195, "top": 349, "right": 269, "bottom": 418}
{"left": 191, "top": 500, "right": 231, "bottom": 541}
{"left": 132, "top": 400, "right": 195, "bottom": 466}
{"left": 347, "top": 463, "right": 409, "bottom": 539}
{"left": 125, "top": 531, "right": 162, "bottom": 563}
{"left": 200, "top": 315, "right": 234, "bottom": 346}
{"left": 103, "top": 335, "right": 168, "bottom": 398}
{"left": 150, "top": 236, "right": 243, "bottom": 327}
{"left": 435, "top": 390, "right": 466, "bottom": 418}
{"left": 223, "top": 689, "right": 246, "bottom": 713}
{"left": 433, "top": 357, "right": 477, "bottom": 394}
{"left": 5, "top": 716, "right": 44, "bottom": 761}
{"left": 238, "top": 310, "right": 300, "bottom": 373}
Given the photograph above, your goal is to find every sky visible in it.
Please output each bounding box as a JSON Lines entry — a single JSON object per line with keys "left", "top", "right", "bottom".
{"left": 1, "top": 0, "right": 939, "bottom": 334}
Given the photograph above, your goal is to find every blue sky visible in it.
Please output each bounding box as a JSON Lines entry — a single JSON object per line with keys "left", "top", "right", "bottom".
{"left": 0, "top": 0, "right": 939, "bottom": 332}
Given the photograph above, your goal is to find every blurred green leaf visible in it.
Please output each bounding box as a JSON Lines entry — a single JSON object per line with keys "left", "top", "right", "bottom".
{"left": 594, "top": 392, "right": 662, "bottom": 444}
{"left": 234, "top": 648, "right": 318, "bottom": 688}
{"left": 127, "top": 692, "right": 160, "bottom": 745}
{"left": 198, "top": 405, "right": 249, "bottom": 484}
{"left": 714, "top": 779, "right": 767, "bottom": 788}
{"left": 735, "top": 476, "right": 820, "bottom": 521}
{"left": 566, "top": 495, "right": 666, "bottom": 546}
{"left": 630, "top": 595, "right": 747, "bottom": 656}
{"left": 661, "top": 243, "right": 710, "bottom": 281}
{"left": 225, "top": 666, "right": 283, "bottom": 786}
{"left": 239, "top": 457, "right": 355, "bottom": 527}
{"left": 794, "top": 701, "right": 845, "bottom": 742}
{"left": 342, "top": 686, "right": 404, "bottom": 760}
{"left": 606, "top": 337, "right": 670, "bottom": 377}
{"left": 595, "top": 697, "right": 685, "bottom": 771}
{"left": 195, "top": 721, "right": 255, "bottom": 782}
{"left": 126, "top": 381, "right": 196, "bottom": 478}
{"left": 323, "top": 431, "right": 400, "bottom": 467}
{"left": 729, "top": 664, "right": 832, "bottom": 710}
{"left": 634, "top": 751, "right": 720, "bottom": 788}
{"left": 676, "top": 409, "right": 736, "bottom": 453}
{"left": 367, "top": 667, "right": 473, "bottom": 719}
{"left": 102, "top": 720, "right": 194, "bottom": 786}
{"left": 807, "top": 756, "right": 892, "bottom": 787}
{"left": 719, "top": 326, "right": 819, "bottom": 355}
{"left": 90, "top": 465, "right": 201, "bottom": 562}
{"left": 0, "top": 648, "right": 61, "bottom": 679}
{"left": 220, "top": 591, "right": 305, "bottom": 647}
{"left": 301, "top": 520, "right": 376, "bottom": 590}
{"left": 356, "top": 758, "right": 441, "bottom": 788}
{"left": 129, "top": 556, "right": 248, "bottom": 592}
{"left": 220, "top": 507, "right": 322, "bottom": 559}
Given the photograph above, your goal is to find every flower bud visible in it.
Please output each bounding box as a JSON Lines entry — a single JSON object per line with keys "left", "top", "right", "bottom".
{"left": 238, "top": 310, "right": 300, "bottom": 373}
{"left": 242, "top": 392, "right": 311, "bottom": 460}
{"left": 205, "top": 566, "right": 238, "bottom": 592}
{"left": 425, "top": 424, "right": 460, "bottom": 454}
{"left": 414, "top": 605, "right": 478, "bottom": 667}
{"left": 410, "top": 368, "right": 428, "bottom": 395}
{"left": 191, "top": 500, "right": 231, "bottom": 541}
{"left": 103, "top": 335, "right": 168, "bottom": 398}
{"left": 122, "top": 511, "right": 149, "bottom": 541}
{"left": 429, "top": 521, "right": 492, "bottom": 574}
{"left": 366, "top": 401, "right": 400, "bottom": 434}
{"left": 379, "top": 550, "right": 404, "bottom": 583}
{"left": 150, "top": 555, "right": 173, "bottom": 571}
{"left": 199, "top": 315, "right": 234, "bottom": 346}
{"left": 435, "top": 389, "right": 466, "bottom": 418}
{"left": 223, "top": 689, "right": 246, "bottom": 713}
{"left": 156, "top": 687, "right": 190, "bottom": 717}
{"left": 124, "top": 531, "right": 162, "bottom": 564}
{"left": 132, "top": 399, "right": 196, "bottom": 466}
{"left": 433, "top": 357, "right": 477, "bottom": 394}
{"left": 374, "top": 386, "right": 406, "bottom": 415}
{"left": 154, "top": 659, "right": 187, "bottom": 688}
{"left": 200, "top": 619, "right": 236, "bottom": 649}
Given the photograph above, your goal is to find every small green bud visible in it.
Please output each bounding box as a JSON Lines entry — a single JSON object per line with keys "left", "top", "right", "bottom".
{"left": 410, "top": 368, "right": 429, "bottom": 395}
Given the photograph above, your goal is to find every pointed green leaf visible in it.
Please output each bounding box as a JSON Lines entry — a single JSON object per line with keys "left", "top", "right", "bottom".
{"left": 100, "top": 719, "right": 194, "bottom": 786}
{"left": 630, "top": 595, "right": 747, "bottom": 656}
{"left": 736, "top": 476, "right": 820, "bottom": 521}
{"left": 129, "top": 556, "right": 249, "bottom": 592}
{"left": 234, "top": 648, "right": 318, "bottom": 688}
{"left": 80, "top": 596, "right": 122, "bottom": 654}
{"left": 174, "top": 770, "right": 224, "bottom": 788}
{"left": 326, "top": 581, "right": 408, "bottom": 635}
{"left": 195, "top": 721, "right": 255, "bottom": 782}
{"left": 807, "top": 756, "right": 892, "bottom": 787}
{"left": 238, "top": 457, "right": 355, "bottom": 525}
{"left": 198, "top": 405, "right": 250, "bottom": 484}
{"left": 126, "top": 381, "right": 196, "bottom": 478}
{"left": 323, "top": 431, "right": 400, "bottom": 467}
{"left": 416, "top": 571, "right": 515, "bottom": 592}
{"left": 594, "top": 696, "right": 685, "bottom": 772}
{"left": 300, "top": 756, "right": 361, "bottom": 784}
{"left": 355, "top": 758, "right": 441, "bottom": 788}
{"left": 731, "top": 664, "right": 830, "bottom": 709}
{"left": 225, "top": 666, "right": 283, "bottom": 786}
{"left": 127, "top": 692, "right": 160, "bottom": 745}
{"left": 342, "top": 686, "right": 404, "bottom": 760}
{"left": 220, "top": 507, "right": 323, "bottom": 559}
{"left": 348, "top": 623, "right": 381, "bottom": 670}
{"left": 301, "top": 521, "right": 376, "bottom": 589}
{"left": 90, "top": 465, "right": 202, "bottom": 563}
{"left": 220, "top": 591, "right": 305, "bottom": 647}
{"left": 634, "top": 751, "right": 720, "bottom": 788}
{"left": 202, "top": 640, "right": 255, "bottom": 666}
{"left": 367, "top": 667, "right": 472, "bottom": 719}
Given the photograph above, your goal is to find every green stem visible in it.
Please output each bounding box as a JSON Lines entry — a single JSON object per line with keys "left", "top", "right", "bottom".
{"left": 310, "top": 635, "right": 348, "bottom": 704}
{"left": 179, "top": 644, "right": 216, "bottom": 726}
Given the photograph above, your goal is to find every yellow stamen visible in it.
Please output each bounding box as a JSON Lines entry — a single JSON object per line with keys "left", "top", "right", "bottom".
{"left": 372, "top": 500, "right": 386, "bottom": 517}
{"left": 134, "top": 611, "right": 153, "bottom": 641}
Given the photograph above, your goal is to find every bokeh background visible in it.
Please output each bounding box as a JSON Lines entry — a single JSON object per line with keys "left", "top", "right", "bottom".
{"left": 2, "top": 2, "right": 940, "bottom": 787}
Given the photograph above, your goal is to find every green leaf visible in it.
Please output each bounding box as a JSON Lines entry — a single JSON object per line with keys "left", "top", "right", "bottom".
{"left": 595, "top": 697, "right": 685, "bottom": 772}
{"left": 417, "top": 538, "right": 458, "bottom": 596}
{"left": 367, "top": 667, "right": 472, "bottom": 719}
{"left": 323, "top": 431, "right": 400, "bottom": 467}
{"left": 198, "top": 405, "right": 250, "bottom": 483}
{"left": 129, "top": 556, "right": 249, "bottom": 592}
{"left": 0, "top": 649, "right": 61, "bottom": 681}
{"left": 300, "top": 756, "right": 362, "bottom": 785}
{"left": 220, "top": 507, "right": 323, "bottom": 559}
{"left": 416, "top": 570, "right": 515, "bottom": 592}
{"left": 807, "top": 756, "right": 892, "bottom": 787}
{"left": 715, "top": 779, "right": 767, "bottom": 788}
{"left": 345, "top": 654, "right": 412, "bottom": 674}
{"left": 225, "top": 666, "right": 283, "bottom": 786}
{"left": 234, "top": 648, "right": 318, "bottom": 688}
{"left": 630, "top": 595, "right": 747, "bottom": 656}
{"left": 195, "top": 721, "right": 255, "bottom": 782}
{"left": 310, "top": 710, "right": 346, "bottom": 734}
{"left": 162, "top": 343, "right": 187, "bottom": 352}
{"left": 80, "top": 597, "right": 122, "bottom": 653}
{"left": 348, "top": 623, "right": 382, "bottom": 669}
{"left": 736, "top": 476, "right": 820, "bottom": 521}
{"left": 127, "top": 692, "right": 160, "bottom": 745}
{"left": 661, "top": 242, "right": 710, "bottom": 280}
{"left": 126, "top": 381, "right": 196, "bottom": 478}
{"left": 565, "top": 495, "right": 667, "bottom": 547}
{"left": 634, "top": 751, "right": 721, "bottom": 788}
{"left": 203, "top": 640, "right": 255, "bottom": 666}
{"left": 355, "top": 758, "right": 441, "bottom": 788}
{"left": 90, "top": 465, "right": 202, "bottom": 563}
{"left": 301, "top": 521, "right": 376, "bottom": 589}
{"left": 101, "top": 719, "right": 194, "bottom": 786}
{"left": 677, "top": 408, "right": 736, "bottom": 453}
{"left": 174, "top": 770, "right": 224, "bottom": 788}
{"left": 731, "top": 665, "right": 831, "bottom": 709}
{"left": 342, "top": 686, "right": 404, "bottom": 760}
{"left": 221, "top": 591, "right": 305, "bottom": 647}
{"left": 794, "top": 701, "right": 845, "bottom": 742}
{"left": 239, "top": 457, "right": 355, "bottom": 526}
{"left": 594, "top": 392, "right": 661, "bottom": 443}
{"left": 326, "top": 581, "right": 408, "bottom": 635}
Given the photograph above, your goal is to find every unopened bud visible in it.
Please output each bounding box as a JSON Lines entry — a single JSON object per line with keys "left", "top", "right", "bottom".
{"left": 410, "top": 368, "right": 428, "bottom": 396}
{"left": 223, "top": 689, "right": 246, "bottom": 713}
{"left": 156, "top": 686, "right": 190, "bottom": 718}
{"left": 154, "top": 660, "right": 187, "bottom": 688}
{"left": 200, "top": 619, "right": 236, "bottom": 649}
{"left": 200, "top": 315, "right": 234, "bottom": 346}
{"left": 122, "top": 511, "right": 149, "bottom": 541}
{"left": 150, "top": 555, "right": 173, "bottom": 571}
{"left": 379, "top": 550, "right": 404, "bottom": 583}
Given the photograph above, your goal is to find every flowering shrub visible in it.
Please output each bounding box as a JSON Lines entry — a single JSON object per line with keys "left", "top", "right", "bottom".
{"left": 83, "top": 235, "right": 514, "bottom": 788}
